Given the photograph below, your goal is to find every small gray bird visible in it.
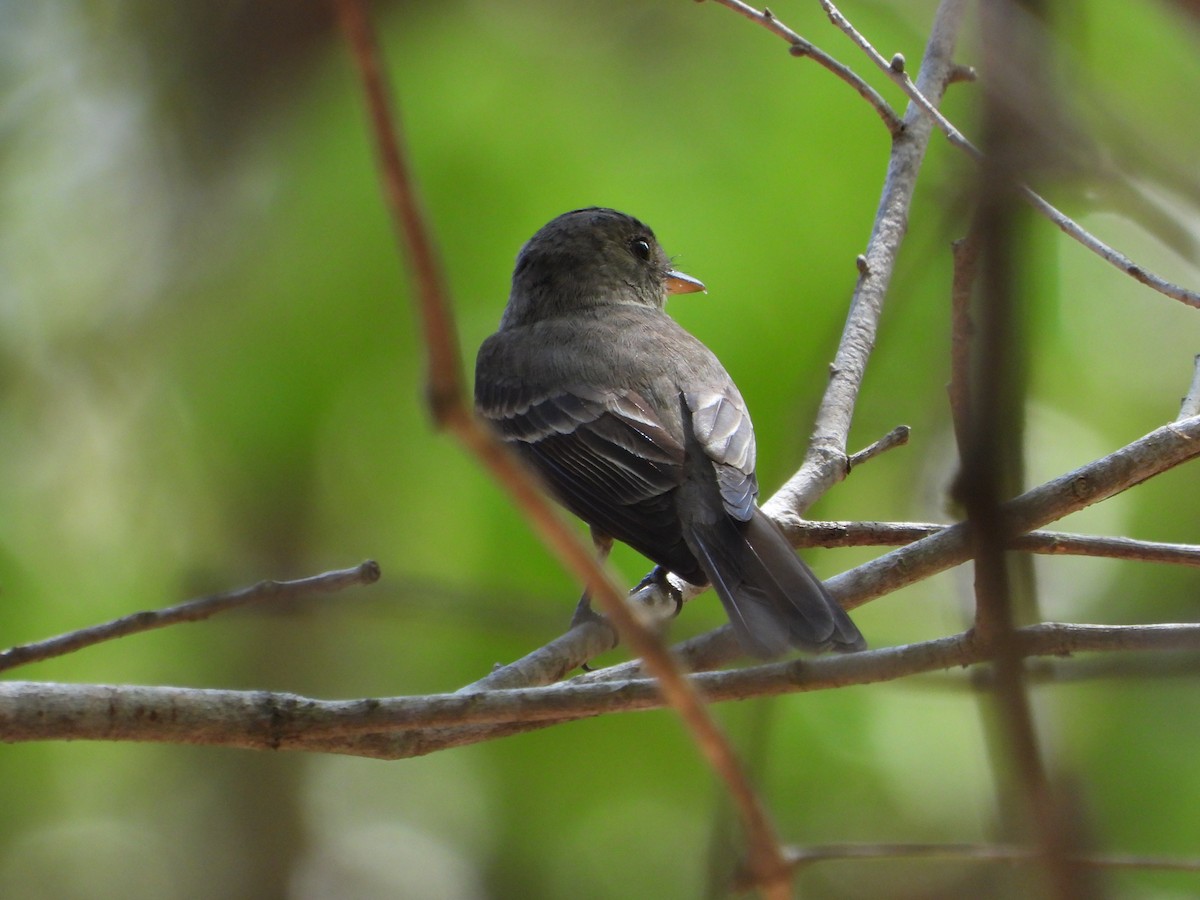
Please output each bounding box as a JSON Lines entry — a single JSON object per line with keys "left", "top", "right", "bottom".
{"left": 475, "top": 207, "right": 865, "bottom": 657}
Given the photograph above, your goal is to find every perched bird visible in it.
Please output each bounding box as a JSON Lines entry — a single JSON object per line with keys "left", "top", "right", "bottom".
{"left": 474, "top": 208, "right": 865, "bottom": 657}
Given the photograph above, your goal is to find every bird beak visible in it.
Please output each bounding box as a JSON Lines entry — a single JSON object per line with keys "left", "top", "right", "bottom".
{"left": 666, "top": 270, "right": 706, "bottom": 295}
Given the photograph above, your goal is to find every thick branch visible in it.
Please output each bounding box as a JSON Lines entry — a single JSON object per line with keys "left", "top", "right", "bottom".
{"left": 4, "top": 623, "right": 1198, "bottom": 758}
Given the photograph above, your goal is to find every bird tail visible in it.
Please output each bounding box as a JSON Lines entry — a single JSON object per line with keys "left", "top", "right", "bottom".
{"left": 686, "top": 508, "right": 865, "bottom": 658}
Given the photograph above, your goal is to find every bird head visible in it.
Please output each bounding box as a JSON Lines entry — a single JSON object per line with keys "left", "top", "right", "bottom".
{"left": 501, "top": 207, "right": 704, "bottom": 328}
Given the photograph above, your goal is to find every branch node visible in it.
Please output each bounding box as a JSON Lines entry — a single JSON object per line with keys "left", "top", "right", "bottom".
{"left": 848, "top": 425, "right": 911, "bottom": 469}
{"left": 889, "top": 52, "right": 906, "bottom": 74}
{"left": 948, "top": 63, "right": 977, "bottom": 84}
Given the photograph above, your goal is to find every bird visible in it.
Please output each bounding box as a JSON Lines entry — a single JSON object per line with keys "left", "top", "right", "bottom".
{"left": 474, "top": 207, "right": 865, "bottom": 657}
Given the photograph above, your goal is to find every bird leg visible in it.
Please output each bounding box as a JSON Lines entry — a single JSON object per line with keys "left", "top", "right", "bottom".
{"left": 569, "top": 529, "right": 614, "bottom": 629}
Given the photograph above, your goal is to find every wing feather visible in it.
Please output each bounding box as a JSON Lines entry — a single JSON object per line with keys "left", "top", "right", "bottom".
{"left": 478, "top": 382, "right": 702, "bottom": 582}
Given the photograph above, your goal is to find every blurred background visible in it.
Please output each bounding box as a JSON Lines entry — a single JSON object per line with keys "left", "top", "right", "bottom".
{"left": 1, "top": 1, "right": 1198, "bottom": 897}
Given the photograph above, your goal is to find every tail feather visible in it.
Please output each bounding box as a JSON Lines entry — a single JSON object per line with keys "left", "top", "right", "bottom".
{"left": 686, "top": 508, "right": 865, "bottom": 658}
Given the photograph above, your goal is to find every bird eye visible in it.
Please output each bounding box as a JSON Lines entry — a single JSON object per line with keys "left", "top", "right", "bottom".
{"left": 629, "top": 238, "right": 652, "bottom": 261}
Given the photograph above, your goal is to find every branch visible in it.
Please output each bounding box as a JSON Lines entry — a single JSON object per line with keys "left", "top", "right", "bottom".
{"left": 588, "top": 414, "right": 1200, "bottom": 680}
{"left": 764, "top": 0, "right": 969, "bottom": 524}
{"left": 477, "top": 407, "right": 1200, "bottom": 695}
{"left": 0, "top": 562, "right": 381, "bottom": 674}
{"left": 960, "top": 4, "right": 1080, "bottom": 889}
{"left": 819, "top": 0, "right": 1200, "bottom": 310}
{"left": 830, "top": 415, "right": 1200, "bottom": 611}
{"left": 792, "top": 521, "right": 1200, "bottom": 568}
{"left": 769, "top": 842, "right": 1200, "bottom": 882}
{"left": 5, "top": 623, "right": 1199, "bottom": 758}
{"left": 334, "top": 1, "right": 790, "bottom": 890}
{"left": 949, "top": 231, "right": 980, "bottom": 447}
{"left": 702, "top": 0, "right": 902, "bottom": 134}
{"left": 846, "top": 424, "right": 910, "bottom": 468}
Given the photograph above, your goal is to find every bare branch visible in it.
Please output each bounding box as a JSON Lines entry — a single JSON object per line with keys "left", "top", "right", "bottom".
{"left": 792, "top": 521, "right": 1200, "bottom": 567}
{"left": 702, "top": 0, "right": 902, "bottom": 134}
{"left": 335, "top": 1, "right": 790, "bottom": 888}
{"left": 830, "top": 415, "right": 1200, "bottom": 611}
{"left": 480, "top": 409, "right": 1200, "bottom": 694}
{"left": 764, "top": 0, "right": 969, "bottom": 525}
{"left": 594, "top": 414, "right": 1200, "bottom": 680}
{"left": 459, "top": 620, "right": 617, "bottom": 692}
{"left": 819, "top": 0, "right": 1200, "bottom": 310}
{"left": 0, "top": 562, "right": 381, "bottom": 674}
{"left": 770, "top": 842, "right": 1200, "bottom": 880}
{"left": 846, "top": 425, "right": 911, "bottom": 469}
{"left": 333, "top": 0, "right": 462, "bottom": 420}
{"left": 959, "top": 3, "right": 1081, "bottom": 888}
{"left": 5, "top": 623, "right": 1200, "bottom": 759}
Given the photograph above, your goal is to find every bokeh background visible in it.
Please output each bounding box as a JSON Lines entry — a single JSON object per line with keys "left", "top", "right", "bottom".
{"left": 1, "top": 1, "right": 1198, "bottom": 897}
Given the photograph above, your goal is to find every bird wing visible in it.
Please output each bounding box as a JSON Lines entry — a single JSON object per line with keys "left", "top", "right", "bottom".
{"left": 477, "top": 382, "right": 700, "bottom": 579}
{"left": 682, "top": 391, "right": 759, "bottom": 522}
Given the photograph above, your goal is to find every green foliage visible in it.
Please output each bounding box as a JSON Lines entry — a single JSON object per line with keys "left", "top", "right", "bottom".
{"left": 1, "top": 1, "right": 1197, "bottom": 897}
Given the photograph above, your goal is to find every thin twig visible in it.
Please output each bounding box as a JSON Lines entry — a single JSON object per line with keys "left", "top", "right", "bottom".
{"left": 846, "top": 424, "right": 910, "bottom": 469}
{"left": 702, "top": 0, "right": 902, "bottom": 134}
{"left": 458, "top": 619, "right": 617, "bottom": 692}
{"left": 0, "top": 562, "right": 382, "bottom": 674}
{"left": 770, "top": 841, "right": 1200, "bottom": 879}
{"left": 791, "top": 520, "right": 1200, "bottom": 567}
{"left": 332, "top": 0, "right": 462, "bottom": 419}
{"left": 819, "top": 0, "right": 1200, "bottom": 310}
{"left": 334, "top": 1, "right": 790, "bottom": 890}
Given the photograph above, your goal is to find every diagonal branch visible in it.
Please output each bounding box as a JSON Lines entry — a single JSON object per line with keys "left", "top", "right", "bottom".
{"left": 958, "top": 2, "right": 1080, "bottom": 890}
{"left": 819, "top": 0, "right": 1200, "bottom": 310}
{"left": 587, "top": 414, "right": 1200, "bottom": 680}
{"left": 547, "top": 0, "right": 972, "bottom": 668}
{"left": 764, "top": 0, "right": 969, "bottom": 524}
{"left": 333, "top": 0, "right": 791, "bottom": 890}
{"left": 702, "top": 0, "right": 902, "bottom": 133}
{"left": 472, "top": 411, "right": 1200, "bottom": 694}
{"left": 0, "top": 562, "right": 381, "bottom": 674}
{"left": 830, "top": 414, "right": 1200, "bottom": 610}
